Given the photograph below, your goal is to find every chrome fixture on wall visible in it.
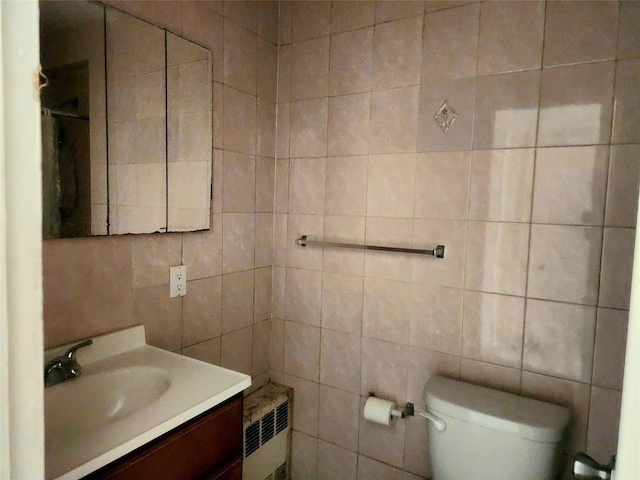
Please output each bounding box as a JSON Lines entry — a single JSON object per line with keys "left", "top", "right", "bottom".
{"left": 295, "top": 235, "right": 446, "bottom": 258}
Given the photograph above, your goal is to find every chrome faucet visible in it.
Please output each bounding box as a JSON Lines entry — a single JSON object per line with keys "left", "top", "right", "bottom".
{"left": 44, "top": 338, "right": 93, "bottom": 387}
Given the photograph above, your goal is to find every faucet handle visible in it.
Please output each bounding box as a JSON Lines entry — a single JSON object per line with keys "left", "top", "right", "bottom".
{"left": 64, "top": 338, "right": 93, "bottom": 360}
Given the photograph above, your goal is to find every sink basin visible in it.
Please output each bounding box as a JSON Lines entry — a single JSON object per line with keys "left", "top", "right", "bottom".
{"left": 45, "top": 325, "right": 251, "bottom": 480}
{"left": 46, "top": 366, "right": 171, "bottom": 437}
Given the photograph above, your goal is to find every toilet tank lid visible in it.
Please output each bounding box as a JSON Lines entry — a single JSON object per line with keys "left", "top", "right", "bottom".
{"left": 424, "top": 377, "right": 570, "bottom": 443}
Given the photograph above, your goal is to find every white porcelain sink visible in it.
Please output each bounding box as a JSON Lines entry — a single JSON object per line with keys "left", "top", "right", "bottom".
{"left": 46, "top": 366, "right": 171, "bottom": 437}
{"left": 44, "top": 325, "right": 251, "bottom": 480}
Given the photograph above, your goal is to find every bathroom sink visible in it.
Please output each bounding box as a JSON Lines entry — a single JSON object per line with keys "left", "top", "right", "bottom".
{"left": 44, "top": 325, "right": 251, "bottom": 480}
{"left": 45, "top": 366, "right": 171, "bottom": 437}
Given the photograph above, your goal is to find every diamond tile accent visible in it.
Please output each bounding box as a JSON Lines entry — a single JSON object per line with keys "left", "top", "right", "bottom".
{"left": 434, "top": 99, "right": 458, "bottom": 132}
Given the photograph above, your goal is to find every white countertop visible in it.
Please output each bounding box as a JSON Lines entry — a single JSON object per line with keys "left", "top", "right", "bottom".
{"left": 45, "top": 326, "right": 251, "bottom": 480}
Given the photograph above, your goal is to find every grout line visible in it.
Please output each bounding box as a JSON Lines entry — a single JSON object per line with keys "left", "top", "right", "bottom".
{"left": 519, "top": 0, "right": 550, "bottom": 395}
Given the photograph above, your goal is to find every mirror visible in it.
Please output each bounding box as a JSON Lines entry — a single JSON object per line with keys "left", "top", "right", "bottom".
{"left": 105, "top": 7, "right": 167, "bottom": 234}
{"left": 39, "top": 1, "right": 212, "bottom": 238}
{"left": 40, "top": 1, "right": 106, "bottom": 238}
{"left": 167, "top": 33, "right": 212, "bottom": 232}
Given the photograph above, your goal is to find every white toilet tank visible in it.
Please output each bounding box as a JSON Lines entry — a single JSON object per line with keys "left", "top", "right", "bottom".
{"left": 424, "top": 377, "right": 570, "bottom": 480}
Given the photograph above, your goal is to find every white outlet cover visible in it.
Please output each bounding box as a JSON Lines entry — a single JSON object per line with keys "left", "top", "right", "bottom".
{"left": 170, "top": 265, "right": 187, "bottom": 298}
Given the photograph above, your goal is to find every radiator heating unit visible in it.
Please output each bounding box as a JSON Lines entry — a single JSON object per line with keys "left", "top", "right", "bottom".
{"left": 243, "top": 384, "right": 292, "bottom": 480}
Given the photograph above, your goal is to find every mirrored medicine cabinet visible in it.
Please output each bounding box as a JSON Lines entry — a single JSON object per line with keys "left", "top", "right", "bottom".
{"left": 40, "top": 1, "right": 213, "bottom": 238}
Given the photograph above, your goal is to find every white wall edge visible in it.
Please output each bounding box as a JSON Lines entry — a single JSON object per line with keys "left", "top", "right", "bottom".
{"left": 616, "top": 209, "right": 640, "bottom": 476}
{"left": 0, "top": 0, "right": 44, "bottom": 478}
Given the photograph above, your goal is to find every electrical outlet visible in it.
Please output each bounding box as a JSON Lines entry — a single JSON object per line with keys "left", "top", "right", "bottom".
{"left": 170, "top": 265, "right": 187, "bottom": 298}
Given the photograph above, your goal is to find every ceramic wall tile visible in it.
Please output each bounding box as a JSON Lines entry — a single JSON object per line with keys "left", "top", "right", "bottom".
{"left": 182, "top": 276, "right": 222, "bottom": 347}
{"left": 460, "top": 359, "right": 521, "bottom": 394}
{"left": 223, "top": 86, "right": 256, "bottom": 155}
{"left": 291, "top": 37, "right": 330, "bottom": 101}
{"left": 222, "top": 212, "right": 255, "bottom": 273}
{"left": 409, "top": 284, "right": 463, "bottom": 355}
{"left": 221, "top": 270, "right": 254, "bottom": 334}
{"left": 477, "top": 0, "right": 544, "bottom": 76}
{"left": 290, "top": 98, "right": 328, "bottom": 158}
{"left": 292, "top": 431, "right": 318, "bottom": 480}
{"left": 331, "top": 1, "right": 375, "bottom": 34}
{"left": 528, "top": 225, "right": 602, "bottom": 305}
{"left": 222, "top": 151, "right": 255, "bottom": 213}
{"left": 318, "top": 385, "right": 361, "bottom": 452}
{"left": 586, "top": 387, "right": 622, "bottom": 465}
{"left": 617, "top": 1, "right": 640, "bottom": 59}
{"left": 317, "top": 441, "right": 357, "bottom": 480}
{"left": 469, "top": 149, "right": 534, "bottom": 222}
{"left": 464, "top": 222, "right": 529, "bottom": 296}
{"left": 375, "top": 1, "right": 424, "bottom": 23}
{"left": 327, "top": 93, "right": 371, "bottom": 157}
{"left": 285, "top": 267, "right": 322, "bottom": 327}
{"left": 363, "top": 277, "right": 411, "bottom": 344}
{"left": 325, "top": 156, "right": 368, "bottom": 216}
{"left": 599, "top": 227, "right": 635, "bottom": 310}
{"left": 592, "top": 308, "right": 628, "bottom": 391}
{"left": 532, "top": 146, "right": 608, "bottom": 226}
{"left": 291, "top": 1, "right": 330, "bottom": 42}
{"left": 538, "top": 62, "right": 615, "bottom": 147}
{"left": 321, "top": 272, "right": 363, "bottom": 335}
{"left": 414, "top": 151, "right": 470, "bottom": 220}
{"left": 284, "top": 321, "right": 320, "bottom": 382}
{"left": 606, "top": 145, "right": 640, "bottom": 227}
{"left": 370, "top": 87, "right": 419, "bottom": 154}
{"left": 612, "top": 59, "right": 640, "bottom": 144}
{"left": 462, "top": 291, "right": 525, "bottom": 368}
{"left": 320, "top": 329, "right": 361, "bottom": 394}
{"left": 524, "top": 300, "right": 596, "bottom": 383}
{"left": 473, "top": 70, "right": 540, "bottom": 149}
{"left": 367, "top": 154, "right": 416, "bottom": 217}
{"left": 252, "top": 320, "right": 271, "bottom": 375}
{"left": 543, "top": 1, "right": 619, "bottom": 67}
{"left": 329, "top": 28, "right": 373, "bottom": 96}
{"left": 357, "top": 455, "right": 404, "bottom": 480}
{"left": 372, "top": 17, "right": 422, "bottom": 90}
{"left": 289, "top": 157, "right": 326, "bottom": 215}
{"left": 422, "top": 3, "right": 480, "bottom": 80}
{"left": 223, "top": 19, "right": 257, "bottom": 95}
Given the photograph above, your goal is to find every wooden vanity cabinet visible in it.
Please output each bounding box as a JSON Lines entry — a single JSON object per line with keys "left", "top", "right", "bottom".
{"left": 84, "top": 394, "right": 243, "bottom": 480}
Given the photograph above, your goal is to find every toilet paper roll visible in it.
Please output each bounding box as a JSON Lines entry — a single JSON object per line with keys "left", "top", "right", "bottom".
{"left": 364, "top": 396, "right": 397, "bottom": 426}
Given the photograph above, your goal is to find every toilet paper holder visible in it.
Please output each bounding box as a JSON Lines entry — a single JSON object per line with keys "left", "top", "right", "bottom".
{"left": 368, "top": 392, "right": 414, "bottom": 418}
{"left": 367, "top": 392, "right": 447, "bottom": 432}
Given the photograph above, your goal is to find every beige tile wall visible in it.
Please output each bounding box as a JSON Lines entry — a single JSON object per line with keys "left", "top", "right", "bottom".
{"left": 272, "top": 1, "right": 639, "bottom": 479}
{"left": 41, "top": 1, "right": 640, "bottom": 478}
{"left": 43, "top": 1, "right": 278, "bottom": 395}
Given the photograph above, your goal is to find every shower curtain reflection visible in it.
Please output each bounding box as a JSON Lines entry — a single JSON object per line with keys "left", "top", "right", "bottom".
{"left": 41, "top": 111, "right": 61, "bottom": 238}
{"left": 40, "top": 107, "right": 91, "bottom": 238}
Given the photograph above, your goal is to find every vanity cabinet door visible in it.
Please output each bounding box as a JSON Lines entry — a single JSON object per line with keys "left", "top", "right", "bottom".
{"left": 204, "top": 456, "right": 242, "bottom": 480}
{"left": 84, "top": 394, "right": 242, "bottom": 480}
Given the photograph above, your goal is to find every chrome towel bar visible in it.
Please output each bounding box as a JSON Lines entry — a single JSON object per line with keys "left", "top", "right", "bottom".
{"left": 295, "top": 235, "right": 445, "bottom": 258}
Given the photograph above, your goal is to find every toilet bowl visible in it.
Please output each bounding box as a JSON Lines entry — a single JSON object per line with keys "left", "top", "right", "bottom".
{"left": 424, "top": 376, "right": 570, "bottom": 480}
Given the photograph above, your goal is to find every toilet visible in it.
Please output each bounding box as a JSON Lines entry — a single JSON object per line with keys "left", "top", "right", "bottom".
{"left": 424, "top": 376, "right": 570, "bottom": 480}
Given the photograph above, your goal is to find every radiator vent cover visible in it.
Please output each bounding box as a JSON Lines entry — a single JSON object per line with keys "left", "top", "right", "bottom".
{"left": 276, "top": 401, "right": 288, "bottom": 434}
{"left": 244, "top": 421, "right": 261, "bottom": 458}
{"left": 265, "top": 462, "right": 287, "bottom": 480}
{"left": 244, "top": 400, "right": 288, "bottom": 459}
{"left": 243, "top": 384, "right": 291, "bottom": 480}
